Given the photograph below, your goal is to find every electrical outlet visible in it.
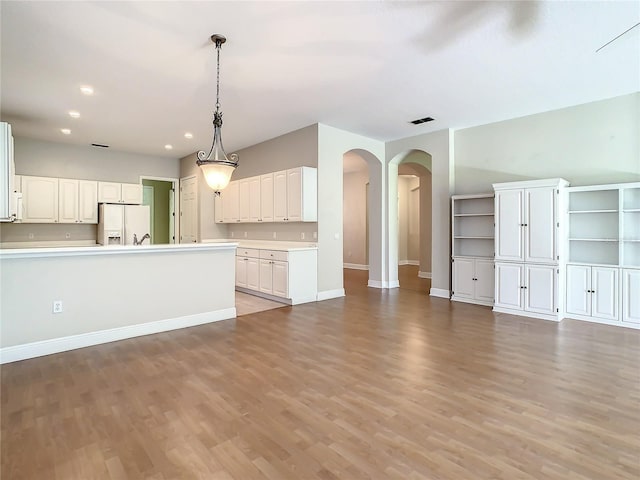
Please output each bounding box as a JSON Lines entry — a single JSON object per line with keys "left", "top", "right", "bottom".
{"left": 313, "top": 232, "right": 317, "bottom": 239}
{"left": 272, "top": 232, "right": 277, "bottom": 239}
{"left": 301, "top": 232, "right": 305, "bottom": 240}
{"left": 52, "top": 300, "right": 63, "bottom": 314}
{"left": 28, "top": 233, "right": 34, "bottom": 239}
{"left": 230, "top": 231, "right": 235, "bottom": 238}
{"left": 65, "top": 232, "right": 71, "bottom": 239}
{"left": 244, "top": 232, "right": 247, "bottom": 238}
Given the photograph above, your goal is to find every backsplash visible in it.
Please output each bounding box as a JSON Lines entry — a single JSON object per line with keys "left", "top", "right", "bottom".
{"left": 0, "top": 223, "right": 97, "bottom": 245}
{"left": 226, "top": 222, "right": 317, "bottom": 242}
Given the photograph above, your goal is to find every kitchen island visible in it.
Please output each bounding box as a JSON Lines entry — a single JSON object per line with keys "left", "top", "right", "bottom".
{"left": 0, "top": 242, "right": 238, "bottom": 363}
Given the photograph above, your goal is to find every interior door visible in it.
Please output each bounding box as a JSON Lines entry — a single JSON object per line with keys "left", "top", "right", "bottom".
{"left": 143, "top": 185, "right": 155, "bottom": 243}
{"left": 179, "top": 176, "right": 197, "bottom": 243}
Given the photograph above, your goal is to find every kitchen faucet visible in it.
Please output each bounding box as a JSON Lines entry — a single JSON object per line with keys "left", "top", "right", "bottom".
{"left": 133, "top": 233, "right": 151, "bottom": 245}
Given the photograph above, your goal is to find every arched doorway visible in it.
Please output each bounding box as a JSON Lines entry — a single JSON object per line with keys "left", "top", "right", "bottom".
{"left": 341, "top": 148, "right": 384, "bottom": 291}
{"left": 388, "top": 149, "right": 433, "bottom": 292}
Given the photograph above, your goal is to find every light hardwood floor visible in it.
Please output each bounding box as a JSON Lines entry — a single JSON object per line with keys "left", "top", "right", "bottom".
{"left": 2, "top": 268, "right": 639, "bottom": 479}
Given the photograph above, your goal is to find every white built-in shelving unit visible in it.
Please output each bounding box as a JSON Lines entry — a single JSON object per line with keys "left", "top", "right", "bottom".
{"left": 565, "top": 182, "right": 640, "bottom": 328}
{"left": 451, "top": 194, "right": 495, "bottom": 306}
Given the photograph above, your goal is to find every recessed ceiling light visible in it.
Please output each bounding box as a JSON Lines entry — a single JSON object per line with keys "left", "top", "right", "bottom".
{"left": 164, "top": 144, "right": 173, "bottom": 150}
{"left": 60, "top": 128, "right": 71, "bottom": 135}
{"left": 80, "top": 85, "right": 94, "bottom": 95}
{"left": 184, "top": 132, "right": 193, "bottom": 139}
{"left": 68, "top": 110, "right": 80, "bottom": 118}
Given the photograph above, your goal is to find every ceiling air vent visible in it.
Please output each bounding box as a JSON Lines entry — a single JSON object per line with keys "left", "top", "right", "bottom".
{"left": 91, "top": 143, "right": 109, "bottom": 148}
{"left": 410, "top": 117, "right": 435, "bottom": 125}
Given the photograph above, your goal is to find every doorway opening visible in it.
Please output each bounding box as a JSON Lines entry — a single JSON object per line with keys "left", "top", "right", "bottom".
{"left": 140, "top": 176, "right": 178, "bottom": 244}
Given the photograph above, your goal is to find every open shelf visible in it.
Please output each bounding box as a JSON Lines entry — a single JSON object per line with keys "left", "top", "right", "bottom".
{"left": 453, "top": 213, "right": 494, "bottom": 217}
{"left": 568, "top": 189, "right": 619, "bottom": 211}
{"left": 568, "top": 209, "right": 618, "bottom": 214}
{"left": 623, "top": 187, "right": 640, "bottom": 210}
{"left": 451, "top": 194, "right": 495, "bottom": 260}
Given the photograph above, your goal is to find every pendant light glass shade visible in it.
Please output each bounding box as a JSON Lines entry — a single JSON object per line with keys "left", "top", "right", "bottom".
{"left": 196, "top": 34, "right": 238, "bottom": 194}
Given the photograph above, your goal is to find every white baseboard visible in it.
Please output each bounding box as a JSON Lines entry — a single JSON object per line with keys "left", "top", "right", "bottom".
{"left": 492, "top": 306, "right": 561, "bottom": 322}
{"left": 430, "top": 288, "right": 450, "bottom": 299}
{"left": 367, "top": 280, "right": 400, "bottom": 289}
{"left": 418, "top": 271, "right": 432, "bottom": 279}
{"left": 343, "top": 263, "right": 369, "bottom": 270}
{"left": 398, "top": 260, "right": 419, "bottom": 266}
{"left": 0, "top": 308, "right": 237, "bottom": 364}
{"left": 388, "top": 280, "right": 400, "bottom": 288}
{"left": 316, "top": 289, "right": 345, "bottom": 301}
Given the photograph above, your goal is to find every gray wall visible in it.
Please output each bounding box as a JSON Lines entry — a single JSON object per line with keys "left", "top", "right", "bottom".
{"left": 343, "top": 168, "right": 369, "bottom": 267}
{"left": 2, "top": 137, "right": 180, "bottom": 244}
{"left": 454, "top": 92, "right": 640, "bottom": 193}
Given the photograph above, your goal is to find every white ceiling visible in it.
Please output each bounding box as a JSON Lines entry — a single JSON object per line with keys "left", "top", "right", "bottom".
{"left": 1, "top": 1, "right": 638, "bottom": 160}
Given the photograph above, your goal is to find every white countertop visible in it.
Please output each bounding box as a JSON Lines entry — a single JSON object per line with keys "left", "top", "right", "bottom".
{"left": 0, "top": 242, "right": 239, "bottom": 259}
{"left": 201, "top": 239, "right": 317, "bottom": 252}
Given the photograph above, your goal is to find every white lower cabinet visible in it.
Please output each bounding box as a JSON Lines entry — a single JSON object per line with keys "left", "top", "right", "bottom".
{"left": 235, "top": 246, "right": 317, "bottom": 305}
{"left": 451, "top": 257, "right": 494, "bottom": 306}
{"left": 622, "top": 269, "right": 640, "bottom": 324}
{"left": 494, "top": 262, "right": 557, "bottom": 320}
{"left": 566, "top": 264, "right": 619, "bottom": 323}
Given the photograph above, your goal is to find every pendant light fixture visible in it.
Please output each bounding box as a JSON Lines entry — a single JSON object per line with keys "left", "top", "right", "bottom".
{"left": 197, "top": 34, "right": 238, "bottom": 194}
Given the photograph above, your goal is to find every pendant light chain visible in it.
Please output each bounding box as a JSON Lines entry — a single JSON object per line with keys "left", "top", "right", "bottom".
{"left": 215, "top": 40, "right": 221, "bottom": 112}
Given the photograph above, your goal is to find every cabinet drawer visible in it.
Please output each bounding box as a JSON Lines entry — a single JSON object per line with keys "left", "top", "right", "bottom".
{"left": 260, "top": 249, "right": 289, "bottom": 262}
{"left": 236, "top": 248, "right": 260, "bottom": 258}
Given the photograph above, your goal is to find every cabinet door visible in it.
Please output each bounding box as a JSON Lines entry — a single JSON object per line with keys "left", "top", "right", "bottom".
{"left": 236, "top": 257, "right": 248, "bottom": 288}
{"left": 260, "top": 173, "right": 274, "bottom": 222}
{"left": 525, "top": 264, "right": 556, "bottom": 315}
{"left": 78, "top": 180, "right": 98, "bottom": 223}
{"left": 98, "top": 182, "right": 121, "bottom": 203}
{"left": 248, "top": 176, "right": 261, "bottom": 222}
{"left": 238, "top": 178, "right": 250, "bottom": 222}
{"left": 22, "top": 176, "right": 59, "bottom": 223}
{"left": 452, "top": 258, "right": 474, "bottom": 299}
{"left": 286, "top": 168, "right": 302, "bottom": 222}
{"left": 272, "top": 261, "right": 289, "bottom": 298}
{"left": 121, "top": 183, "right": 143, "bottom": 205}
{"left": 566, "top": 265, "right": 591, "bottom": 316}
{"left": 622, "top": 269, "right": 640, "bottom": 324}
{"left": 247, "top": 258, "right": 260, "bottom": 290}
{"left": 259, "top": 259, "right": 273, "bottom": 293}
{"left": 58, "top": 178, "right": 79, "bottom": 223}
{"left": 591, "top": 267, "right": 618, "bottom": 321}
{"left": 525, "top": 187, "right": 557, "bottom": 263}
{"left": 222, "top": 181, "right": 239, "bottom": 223}
{"left": 495, "top": 262, "right": 524, "bottom": 310}
{"left": 474, "top": 259, "right": 495, "bottom": 303}
{"left": 273, "top": 170, "right": 288, "bottom": 221}
{"left": 214, "top": 193, "right": 224, "bottom": 223}
{"left": 495, "top": 190, "right": 524, "bottom": 261}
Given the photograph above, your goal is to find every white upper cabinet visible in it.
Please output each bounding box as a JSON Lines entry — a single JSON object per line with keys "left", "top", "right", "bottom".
{"left": 260, "top": 174, "right": 274, "bottom": 222}
{"left": 495, "top": 180, "right": 566, "bottom": 264}
{"left": 98, "top": 182, "right": 142, "bottom": 204}
{"left": 78, "top": 180, "right": 98, "bottom": 223}
{"left": 222, "top": 180, "right": 239, "bottom": 223}
{"left": 286, "top": 167, "right": 317, "bottom": 222}
{"left": 238, "top": 178, "right": 250, "bottom": 222}
{"left": 214, "top": 193, "right": 224, "bottom": 223}
{"left": 248, "top": 176, "right": 261, "bottom": 222}
{"left": 273, "top": 170, "right": 288, "bottom": 222}
{"left": 121, "top": 183, "right": 143, "bottom": 204}
{"left": 98, "top": 182, "right": 121, "bottom": 203}
{"left": 495, "top": 189, "right": 524, "bottom": 261}
{"left": 21, "top": 176, "right": 59, "bottom": 223}
{"left": 58, "top": 178, "right": 79, "bottom": 223}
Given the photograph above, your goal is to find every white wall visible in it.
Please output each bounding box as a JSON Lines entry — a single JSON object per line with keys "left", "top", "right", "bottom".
{"left": 0, "top": 246, "right": 236, "bottom": 351}
{"left": 386, "top": 129, "right": 453, "bottom": 296}
{"left": 454, "top": 92, "right": 640, "bottom": 193}
{"left": 317, "top": 124, "right": 385, "bottom": 295}
{"left": 397, "top": 176, "right": 410, "bottom": 263}
{"left": 343, "top": 168, "right": 369, "bottom": 267}
{"left": 14, "top": 137, "right": 179, "bottom": 182}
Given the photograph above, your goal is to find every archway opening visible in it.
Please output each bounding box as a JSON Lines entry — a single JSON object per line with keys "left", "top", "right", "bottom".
{"left": 342, "top": 149, "right": 382, "bottom": 292}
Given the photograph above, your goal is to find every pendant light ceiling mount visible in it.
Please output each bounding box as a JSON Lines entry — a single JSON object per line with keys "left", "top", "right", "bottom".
{"left": 197, "top": 33, "right": 238, "bottom": 195}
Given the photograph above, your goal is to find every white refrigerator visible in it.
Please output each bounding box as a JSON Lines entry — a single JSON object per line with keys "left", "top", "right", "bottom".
{"left": 98, "top": 204, "right": 151, "bottom": 245}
